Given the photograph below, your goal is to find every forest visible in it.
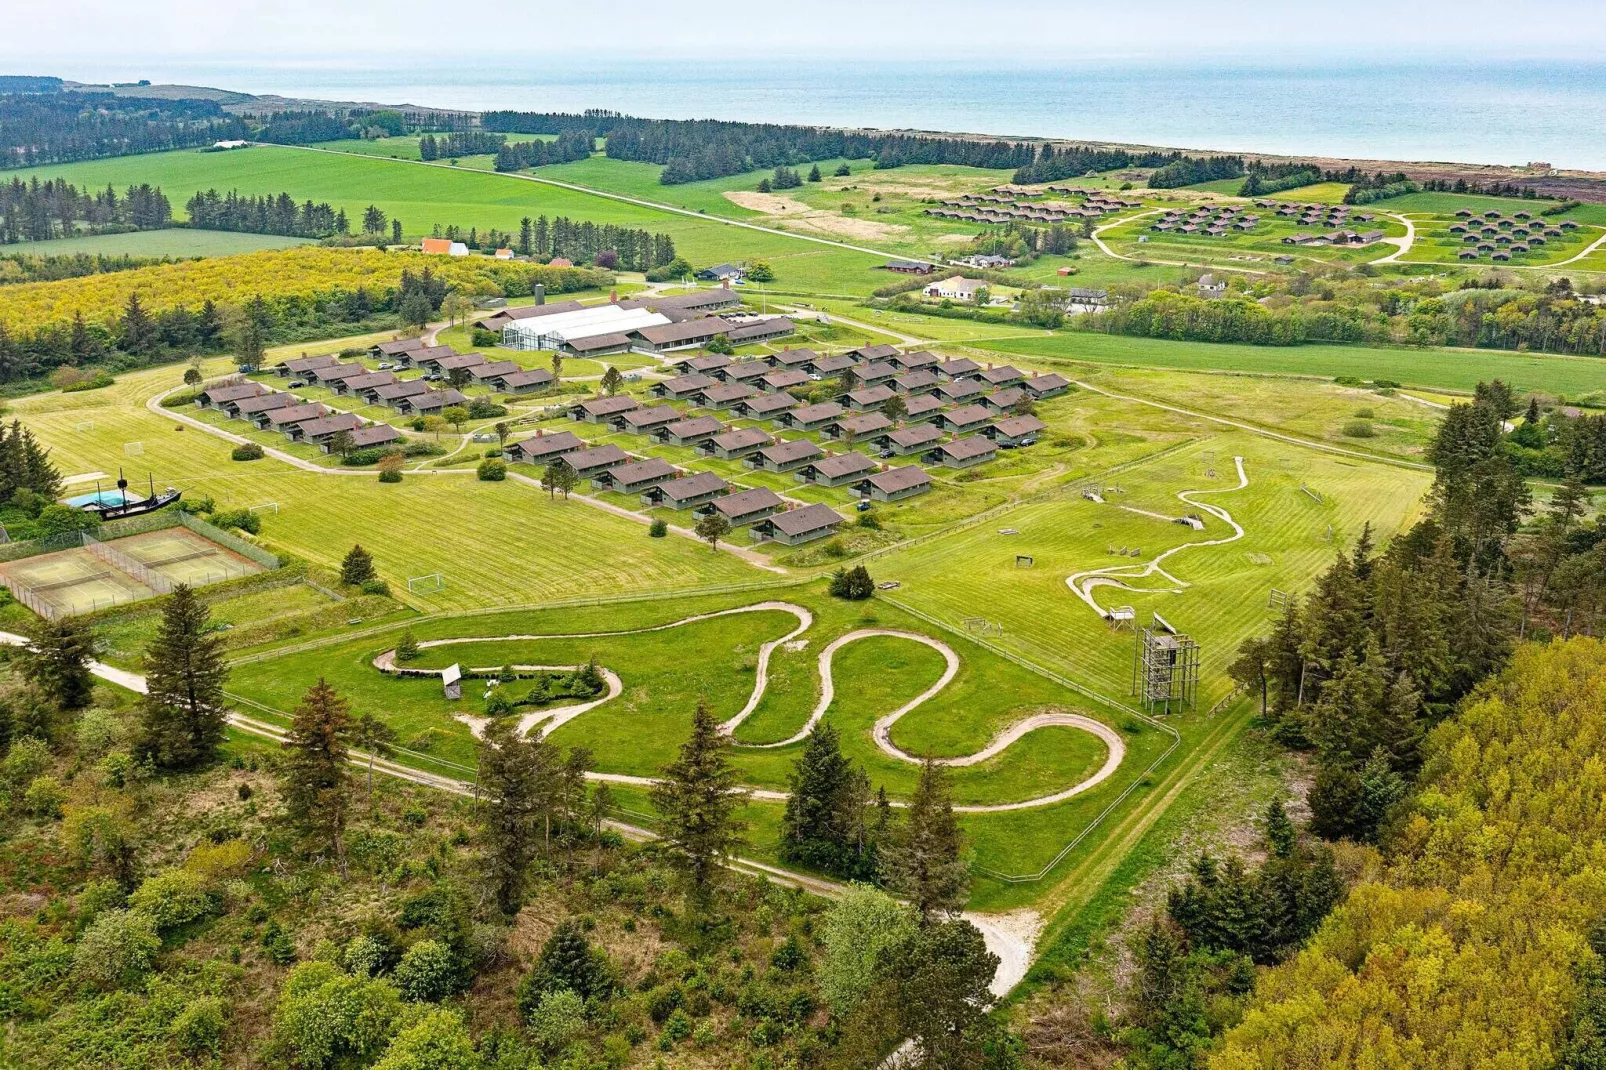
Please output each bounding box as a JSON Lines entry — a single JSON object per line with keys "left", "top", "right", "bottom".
{"left": 0, "top": 91, "right": 248, "bottom": 169}
{"left": 1, "top": 179, "right": 173, "bottom": 243}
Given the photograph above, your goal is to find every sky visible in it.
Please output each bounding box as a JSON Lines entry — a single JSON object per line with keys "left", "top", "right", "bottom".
{"left": 6, "top": 0, "right": 1606, "bottom": 67}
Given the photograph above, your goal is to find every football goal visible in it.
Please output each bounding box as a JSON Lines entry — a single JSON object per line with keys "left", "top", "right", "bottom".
{"left": 407, "top": 573, "right": 446, "bottom": 594}
{"left": 123, "top": 441, "right": 144, "bottom": 456}
{"left": 249, "top": 502, "right": 279, "bottom": 514}
{"left": 74, "top": 420, "right": 94, "bottom": 432}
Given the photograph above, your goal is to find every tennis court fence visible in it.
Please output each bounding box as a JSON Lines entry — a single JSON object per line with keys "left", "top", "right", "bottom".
{"left": 82, "top": 530, "right": 176, "bottom": 595}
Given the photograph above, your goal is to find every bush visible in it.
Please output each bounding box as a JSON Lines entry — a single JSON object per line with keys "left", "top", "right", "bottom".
{"left": 129, "top": 867, "right": 216, "bottom": 931}
{"left": 24, "top": 775, "right": 65, "bottom": 818}
{"left": 396, "top": 631, "right": 421, "bottom": 662}
{"left": 169, "top": 996, "right": 226, "bottom": 1056}
{"left": 73, "top": 908, "right": 161, "bottom": 989}
{"left": 185, "top": 839, "right": 253, "bottom": 879}
{"left": 477, "top": 458, "right": 507, "bottom": 481}
{"left": 648, "top": 518, "right": 668, "bottom": 538}
{"left": 1342, "top": 419, "right": 1377, "bottom": 438}
{"left": 466, "top": 398, "right": 507, "bottom": 419}
{"left": 828, "top": 565, "right": 874, "bottom": 600}
{"left": 395, "top": 939, "right": 458, "bottom": 1002}
{"left": 360, "top": 577, "right": 391, "bottom": 596}
{"left": 231, "top": 442, "right": 265, "bottom": 461}
{"left": 37, "top": 502, "right": 101, "bottom": 536}
{"left": 161, "top": 389, "right": 202, "bottom": 408}
{"left": 271, "top": 961, "right": 402, "bottom": 1070}
{"left": 472, "top": 328, "right": 500, "bottom": 346}
{"left": 529, "top": 988, "right": 586, "bottom": 1052}
{"left": 379, "top": 469, "right": 403, "bottom": 483}
{"left": 210, "top": 507, "right": 262, "bottom": 534}
{"left": 373, "top": 1008, "right": 480, "bottom": 1070}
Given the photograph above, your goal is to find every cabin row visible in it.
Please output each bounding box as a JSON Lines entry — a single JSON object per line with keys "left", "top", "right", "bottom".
{"left": 192, "top": 381, "right": 403, "bottom": 452}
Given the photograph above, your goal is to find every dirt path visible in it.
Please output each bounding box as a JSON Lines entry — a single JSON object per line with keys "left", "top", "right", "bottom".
{"left": 1067, "top": 455, "right": 1249, "bottom": 616}
{"left": 1090, "top": 210, "right": 1268, "bottom": 276}
{"left": 1372, "top": 213, "right": 1416, "bottom": 263}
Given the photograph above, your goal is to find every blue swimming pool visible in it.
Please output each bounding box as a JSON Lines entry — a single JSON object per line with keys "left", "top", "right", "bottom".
{"left": 62, "top": 490, "right": 143, "bottom": 509}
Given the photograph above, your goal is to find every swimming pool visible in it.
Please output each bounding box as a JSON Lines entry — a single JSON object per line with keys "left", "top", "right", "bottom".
{"left": 62, "top": 490, "right": 144, "bottom": 509}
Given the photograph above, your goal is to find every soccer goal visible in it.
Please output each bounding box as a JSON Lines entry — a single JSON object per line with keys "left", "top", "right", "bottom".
{"left": 74, "top": 420, "right": 94, "bottom": 432}
{"left": 407, "top": 573, "right": 446, "bottom": 594}
{"left": 249, "top": 502, "right": 280, "bottom": 515}
{"left": 123, "top": 441, "right": 144, "bottom": 456}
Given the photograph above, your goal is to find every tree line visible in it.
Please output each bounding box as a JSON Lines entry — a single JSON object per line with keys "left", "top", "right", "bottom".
{"left": 419, "top": 130, "right": 506, "bottom": 159}
{"left": 0, "top": 91, "right": 247, "bottom": 169}
{"left": 1237, "top": 162, "right": 1323, "bottom": 196}
{"left": 183, "top": 188, "right": 345, "bottom": 238}
{"left": 515, "top": 215, "right": 676, "bottom": 272}
{"left": 1009, "top": 142, "right": 1185, "bottom": 184}
{"left": 1087, "top": 289, "right": 1379, "bottom": 346}
{"left": 491, "top": 130, "right": 593, "bottom": 171}
{"left": 0, "top": 178, "right": 172, "bottom": 243}
{"left": 0, "top": 251, "right": 175, "bottom": 286}
{"left": 1147, "top": 155, "right": 1247, "bottom": 189}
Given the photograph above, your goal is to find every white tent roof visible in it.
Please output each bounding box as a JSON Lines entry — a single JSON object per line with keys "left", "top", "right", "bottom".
{"left": 503, "top": 304, "right": 670, "bottom": 346}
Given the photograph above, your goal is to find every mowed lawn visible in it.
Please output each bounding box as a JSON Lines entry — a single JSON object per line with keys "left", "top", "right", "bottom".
{"left": 12, "top": 146, "right": 895, "bottom": 296}
{"left": 972, "top": 330, "right": 1606, "bottom": 397}
{"left": 870, "top": 431, "right": 1432, "bottom": 703}
{"left": 8, "top": 362, "right": 763, "bottom": 611}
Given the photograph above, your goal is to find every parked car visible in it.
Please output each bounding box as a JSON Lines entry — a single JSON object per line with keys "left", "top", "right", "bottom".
{"left": 287, "top": 379, "right": 305, "bottom": 388}
{"left": 377, "top": 361, "right": 394, "bottom": 370}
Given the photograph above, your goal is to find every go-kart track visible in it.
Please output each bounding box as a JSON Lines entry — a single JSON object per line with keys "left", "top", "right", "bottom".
{"left": 371, "top": 601, "right": 1126, "bottom": 814}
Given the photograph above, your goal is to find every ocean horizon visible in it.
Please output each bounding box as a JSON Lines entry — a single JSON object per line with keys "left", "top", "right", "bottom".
{"left": 34, "top": 57, "right": 1606, "bottom": 171}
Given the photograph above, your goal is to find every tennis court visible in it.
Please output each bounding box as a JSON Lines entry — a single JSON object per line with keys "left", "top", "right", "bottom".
{"left": 112, "top": 527, "right": 266, "bottom": 587}
{"left": 0, "top": 547, "right": 159, "bottom": 616}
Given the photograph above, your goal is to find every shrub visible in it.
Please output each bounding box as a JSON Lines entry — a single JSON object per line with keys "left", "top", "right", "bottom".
{"left": 648, "top": 518, "right": 668, "bottom": 538}
{"left": 1342, "top": 419, "right": 1376, "bottom": 438}
{"left": 232, "top": 442, "right": 265, "bottom": 461}
{"left": 484, "top": 447, "right": 504, "bottom": 458}
{"left": 343, "top": 934, "right": 390, "bottom": 978}
{"left": 73, "top": 908, "right": 161, "bottom": 989}
{"left": 37, "top": 502, "right": 101, "bottom": 536}
{"left": 75, "top": 706, "right": 121, "bottom": 756}
{"left": 271, "top": 961, "right": 402, "bottom": 1070}
{"left": 828, "top": 565, "right": 874, "bottom": 600}
{"left": 529, "top": 988, "right": 586, "bottom": 1052}
{"left": 161, "top": 389, "right": 202, "bottom": 408}
{"left": 24, "top": 775, "right": 64, "bottom": 818}
{"left": 466, "top": 398, "right": 507, "bottom": 419}
{"left": 129, "top": 867, "right": 216, "bottom": 931}
{"left": 477, "top": 458, "right": 506, "bottom": 481}
{"left": 170, "top": 996, "right": 227, "bottom": 1056}
{"left": 856, "top": 509, "right": 881, "bottom": 530}
{"left": 395, "top": 939, "right": 458, "bottom": 1002}
{"left": 186, "top": 838, "right": 253, "bottom": 879}
{"left": 662, "top": 1007, "right": 694, "bottom": 1041}
{"left": 379, "top": 468, "right": 403, "bottom": 483}
{"left": 519, "top": 920, "right": 612, "bottom": 1011}
{"left": 262, "top": 919, "right": 298, "bottom": 964}
{"left": 360, "top": 577, "right": 391, "bottom": 596}
{"left": 373, "top": 1007, "right": 480, "bottom": 1070}
{"left": 210, "top": 507, "right": 262, "bottom": 534}
{"left": 471, "top": 328, "right": 500, "bottom": 346}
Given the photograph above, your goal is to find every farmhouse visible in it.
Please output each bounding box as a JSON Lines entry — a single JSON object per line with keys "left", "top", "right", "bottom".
{"left": 227, "top": 392, "right": 295, "bottom": 419}
{"left": 421, "top": 238, "right": 469, "bottom": 256}
{"left": 936, "top": 379, "right": 988, "bottom": 405}
{"left": 696, "top": 263, "right": 743, "bottom": 282}
{"left": 668, "top": 354, "right": 733, "bottom": 376}
{"left": 694, "top": 382, "right": 758, "bottom": 411}
{"left": 846, "top": 386, "right": 897, "bottom": 412}
{"left": 927, "top": 276, "right": 997, "bottom": 302}
{"left": 857, "top": 465, "right": 933, "bottom": 503}
{"left": 562, "top": 444, "right": 630, "bottom": 480}
{"left": 615, "top": 406, "right": 681, "bottom": 435}
{"left": 1022, "top": 374, "right": 1071, "bottom": 399}
{"left": 708, "top": 487, "right": 784, "bottom": 527}
{"left": 505, "top": 430, "right": 583, "bottom": 464}
{"left": 651, "top": 373, "right": 717, "bottom": 401}
{"left": 734, "top": 393, "right": 800, "bottom": 420}
{"left": 288, "top": 412, "right": 363, "bottom": 444}
{"left": 748, "top": 439, "right": 825, "bottom": 473}
{"left": 593, "top": 457, "right": 678, "bottom": 494}
{"left": 796, "top": 451, "right": 877, "bottom": 487}
{"left": 776, "top": 401, "right": 845, "bottom": 432}
{"left": 374, "top": 380, "right": 433, "bottom": 408}
{"left": 398, "top": 388, "right": 469, "bottom": 416}
{"left": 273, "top": 354, "right": 339, "bottom": 378}
{"left": 874, "top": 424, "right": 945, "bottom": 456}
{"left": 891, "top": 370, "right": 940, "bottom": 396}
{"left": 339, "top": 425, "right": 403, "bottom": 452}
{"left": 497, "top": 369, "right": 557, "bottom": 394}
{"left": 924, "top": 436, "right": 997, "bottom": 469}
{"left": 655, "top": 416, "right": 724, "bottom": 447}
{"left": 753, "top": 502, "right": 845, "bottom": 545}
{"left": 700, "top": 427, "right": 773, "bottom": 460}
{"left": 983, "top": 415, "right": 1047, "bottom": 447}
{"left": 822, "top": 412, "right": 894, "bottom": 442}
{"left": 196, "top": 382, "right": 267, "bottom": 409}
{"left": 568, "top": 395, "right": 639, "bottom": 423}
{"left": 257, "top": 403, "right": 327, "bottom": 432}
{"left": 644, "top": 471, "right": 729, "bottom": 511}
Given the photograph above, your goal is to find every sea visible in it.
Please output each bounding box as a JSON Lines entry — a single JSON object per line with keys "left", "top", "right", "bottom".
{"left": 49, "top": 58, "right": 1606, "bottom": 171}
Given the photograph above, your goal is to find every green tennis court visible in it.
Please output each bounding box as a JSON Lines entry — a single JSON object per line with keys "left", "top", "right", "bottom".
{"left": 113, "top": 528, "right": 265, "bottom": 587}
{"left": 0, "top": 547, "right": 159, "bottom": 616}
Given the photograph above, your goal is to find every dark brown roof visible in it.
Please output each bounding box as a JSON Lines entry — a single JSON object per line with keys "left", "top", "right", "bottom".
{"left": 568, "top": 332, "right": 633, "bottom": 353}
{"left": 865, "top": 466, "right": 931, "bottom": 493}
{"left": 265, "top": 403, "right": 327, "bottom": 426}
{"left": 660, "top": 373, "right": 716, "bottom": 393}
{"left": 408, "top": 388, "right": 468, "bottom": 411}
{"left": 511, "top": 430, "right": 582, "bottom": 459}
{"left": 758, "top": 439, "right": 824, "bottom": 465}
{"left": 659, "top": 471, "right": 729, "bottom": 501}
{"left": 348, "top": 425, "right": 402, "bottom": 447}
{"left": 564, "top": 444, "right": 629, "bottom": 471}
{"left": 761, "top": 369, "right": 811, "bottom": 391}
{"left": 621, "top": 406, "right": 680, "bottom": 430}
{"left": 699, "top": 382, "right": 756, "bottom": 405}
{"left": 811, "top": 452, "right": 876, "bottom": 479}
{"left": 674, "top": 354, "right": 732, "bottom": 373}
{"left": 990, "top": 415, "right": 1047, "bottom": 437}
{"left": 199, "top": 383, "right": 266, "bottom": 403}
{"left": 936, "top": 436, "right": 997, "bottom": 461}
{"left": 576, "top": 395, "right": 639, "bottom": 417}
{"left": 725, "top": 317, "right": 794, "bottom": 341}
{"left": 467, "top": 360, "right": 522, "bottom": 380}
{"left": 500, "top": 369, "right": 555, "bottom": 388}
{"left": 788, "top": 401, "right": 845, "bottom": 423}
{"left": 709, "top": 427, "right": 772, "bottom": 451}
{"left": 435, "top": 353, "right": 488, "bottom": 372}
{"left": 345, "top": 372, "right": 399, "bottom": 391}
{"left": 833, "top": 413, "right": 894, "bottom": 436}
{"left": 607, "top": 458, "right": 678, "bottom": 486}
{"left": 767, "top": 502, "right": 844, "bottom": 536}
{"left": 846, "top": 386, "right": 896, "bottom": 407}
{"left": 311, "top": 363, "right": 368, "bottom": 382}
{"left": 713, "top": 487, "right": 784, "bottom": 519}
{"left": 235, "top": 393, "right": 295, "bottom": 415}
{"left": 850, "top": 344, "right": 900, "bottom": 361}
{"left": 296, "top": 413, "right": 365, "bottom": 438}
{"left": 1024, "top": 374, "right": 1070, "bottom": 393}
{"left": 743, "top": 393, "right": 799, "bottom": 416}
{"left": 375, "top": 380, "right": 432, "bottom": 401}
{"left": 663, "top": 416, "right": 723, "bottom": 438}
{"left": 636, "top": 317, "right": 735, "bottom": 346}
{"left": 886, "top": 424, "right": 943, "bottom": 448}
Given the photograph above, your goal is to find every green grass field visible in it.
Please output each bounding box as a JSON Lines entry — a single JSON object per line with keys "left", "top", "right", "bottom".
{"left": 8, "top": 228, "right": 311, "bottom": 257}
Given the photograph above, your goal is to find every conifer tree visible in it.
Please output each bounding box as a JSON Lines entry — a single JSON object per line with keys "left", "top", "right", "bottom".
{"left": 477, "top": 718, "right": 560, "bottom": 914}
{"left": 137, "top": 584, "right": 228, "bottom": 769}
{"left": 1264, "top": 797, "right": 1296, "bottom": 859}
{"left": 649, "top": 702, "right": 747, "bottom": 902}
{"left": 280, "top": 678, "right": 355, "bottom": 870}
{"left": 881, "top": 759, "right": 969, "bottom": 921}
{"left": 17, "top": 617, "right": 96, "bottom": 711}
{"left": 340, "top": 543, "right": 376, "bottom": 586}
{"left": 780, "top": 722, "right": 873, "bottom": 875}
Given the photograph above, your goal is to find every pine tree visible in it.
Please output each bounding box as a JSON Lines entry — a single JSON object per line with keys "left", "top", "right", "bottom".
{"left": 1264, "top": 797, "right": 1296, "bottom": 858}
{"left": 120, "top": 293, "right": 155, "bottom": 355}
{"left": 340, "top": 544, "right": 376, "bottom": 586}
{"left": 881, "top": 759, "right": 969, "bottom": 920}
{"left": 478, "top": 718, "right": 560, "bottom": 914}
{"left": 649, "top": 701, "right": 748, "bottom": 902}
{"left": 137, "top": 584, "right": 228, "bottom": 769}
{"left": 17, "top": 617, "right": 96, "bottom": 711}
{"left": 280, "top": 679, "right": 355, "bottom": 870}
{"left": 395, "top": 630, "right": 420, "bottom": 662}
{"left": 518, "top": 920, "right": 611, "bottom": 1015}
{"left": 780, "top": 722, "right": 871, "bottom": 874}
